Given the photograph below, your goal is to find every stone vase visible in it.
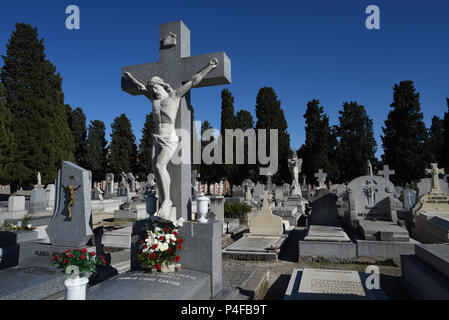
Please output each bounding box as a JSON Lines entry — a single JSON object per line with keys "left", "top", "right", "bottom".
{"left": 64, "top": 276, "right": 89, "bottom": 300}
{"left": 161, "top": 262, "right": 175, "bottom": 273}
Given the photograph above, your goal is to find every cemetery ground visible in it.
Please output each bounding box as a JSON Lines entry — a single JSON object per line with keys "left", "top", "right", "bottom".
{"left": 222, "top": 227, "right": 410, "bottom": 300}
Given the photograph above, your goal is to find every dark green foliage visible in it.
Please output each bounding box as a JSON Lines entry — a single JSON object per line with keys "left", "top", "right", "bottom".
{"left": 335, "top": 101, "right": 378, "bottom": 181}
{"left": 107, "top": 114, "right": 137, "bottom": 177}
{"left": 441, "top": 98, "right": 449, "bottom": 171}
{"left": 200, "top": 120, "right": 217, "bottom": 184}
{"left": 1, "top": 23, "right": 74, "bottom": 186}
{"left": 429, "top": 115, "right": 444, "bottom": 165}
{"left": 298, "top": 100, "right": 337, "bottom": 184}
{"left": 136, "top": 112, "right": 156, "bottom": 179}
{"left": 234, "top": 109, "right": 257, "bottom": 184}
{"left": 255, "top": 87, "right": 292, "bottom": 184}
{"left": 0, "top": 83, "right": 26, "bottom": 190}
{"left": 381, "top": 81, "right": 431, "bottom": 185}
{"left": 85, "top": 120, "right": 108, "bottom": 183}
{"left": 68, "top": 106, "right": 88, "bottom": 168}
{"left": 224, "top": 202, "right": 252, "bottom": 224}
{"left": 220, "top": 89, "right": 237, "bottom": 185}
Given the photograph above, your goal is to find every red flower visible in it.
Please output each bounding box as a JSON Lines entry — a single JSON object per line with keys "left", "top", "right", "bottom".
{"left": 82, "top": 248, "right": 88, "bottom": 254}
{"left": 164, "top": 228, "right": 170, "bottom": 232}
{"left": 175, "top": 256, "right": 180, "bottom": 262}
{"left": 76, "top": 249, "right": 80, "bottom": 252}
{"left": 143, "top": 245, "right": 147, "bottom": 249}
{"left": 145, "top": 235, "right": 149, "bottom": 240}
{"left": 178, "top": 238, "right": 183, "bottom": 244}
{"left": 173, "top": 231, "right": 178, "bottom": 237}
{"left": 177, "top": 244, "right": 182, "bottom": 250}
{"left": 101, "top": 255, "right": 106, "bottom": 264}
{"left": 90, "top": 252, "right": 95, "bottom": 256}
{"left": 170, "top": 240, "right": 174, "bottom": 244}
{"left": 159, "top": 236, "right": 165, "bottom": 241}
{"left": 80, "top": 255, "right": 85, "bottom": 260}
{"left": 168, "top": 248, "right": 173, "bottom": 253}
{"left": 55, "top": 256, "right": 60, "bottom": 261}
{"left": 155, "top": 264, "right": 161, "bottom": 271}
{"left": 150, "top": 253, "right": 156, "bottom": 260}
{"left": 63, "top": 259, "right": 67, "bottom": 264}
{"left": 152, "top": 244, "right": 158, "bottom": 249}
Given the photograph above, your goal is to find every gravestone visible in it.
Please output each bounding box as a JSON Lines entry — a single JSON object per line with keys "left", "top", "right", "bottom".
{"left": 127, "top": 173, "right": 136, "bottom": 193}
{"left": 105, "top": 173, "right": 115, "bottom": 198}
{"left": 403, "top": 189, "right": 417, "bottom": 210}
{"left": 346, "top": 174, "right": 409, "bottom": 242}
{"left": 242, "top": 179, "right": 254, "bottom": 202}
{"left": 417, "top": 178, "right": 449, "bottom": 198}
{"left": 45, "top": 184, "right": 56, "bottom": 208}
{"left": 274, "top": 186, "right": 285, "bottom": 202}
{"left": 284, "top": 268, "right": 387, "bottom": 300}
{"left": 29, "top": 186, "right": 46, "bottom": 215}
{"left": 315, "top": 169, "right": 327, "bottom": 190}
{"left": 92, "top": 186, "right": 104, "bottom": 201}
{"left": 46, "top": 162, "right": 93, "bottom": 247}
{"left": 121, "top": 20, "right": 231, "bottom": 221}
{"left": 413, "top": 164, "right": 449, "bottom": 243}
{"left": 282, "top": 183, "right": 291, "bottom": 197}
{"left": 223, "top": 193, "right": 290, "bottom": 261}
{"left": 252, "top": 183, "right": 265, "bottom": 200}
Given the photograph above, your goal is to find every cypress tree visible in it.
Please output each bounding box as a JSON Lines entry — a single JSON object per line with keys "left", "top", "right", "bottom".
{"left": 200, "top": 120, "right": 217, "bottom": 185}
{"left": 255, "top": 87, "right": 292, "bottom": 184}
{"left": 220, "top": 89, "right": 237, "bottom": 185}
{"left": 235, "top": 110, "right": 256, "bottom": 184}
{"left": 381, "top": 81, "right": 431, "bottom": 185}
{"left": 136, "top": 112, "right": 156, "bottom": 179}
{"left": 335, "top": 101, "right": 378, "bottom": 181}
{"left": 85, "top": 120, "right": 108, "bottom": 183}
{"left": 68, "top": 106, "right": 88, "bottom": 168}
{"left": 298, "top": 100, "right": 336, "bottom": 184}
{"left": 442, "top": 99, "right": 449, "bottom": 171}
{"left": 108, "top": 114, "right": 137, "bottom": 177}
{"left": 0, "top": 83, "right": 27, "bottom": 191}
{"left": 1, "top": 23, "right": 74, "bottom": 186}
{"left": 429, "top": 115, "right": 444, "bottom": 165}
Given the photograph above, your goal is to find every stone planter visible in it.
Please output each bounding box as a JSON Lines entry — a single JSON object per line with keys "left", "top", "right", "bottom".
{"left": 64, "top": 276, "right": 89, "bottom": 300}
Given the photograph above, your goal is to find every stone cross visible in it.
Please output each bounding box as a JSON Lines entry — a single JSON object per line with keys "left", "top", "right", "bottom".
{"left": 362, "top": 179, "right": 379, "bottom": 207}
{"left": 314, "top": 169, "right": 327, "bottom": 189}
{"left": 425, "top": 163, "right": 445, "bottom": 192}
{"left": 378, "top": 165, "right": 395, "bottom": 181}
{"left": 121, "top": 21, "right": 231, "bottom": 220}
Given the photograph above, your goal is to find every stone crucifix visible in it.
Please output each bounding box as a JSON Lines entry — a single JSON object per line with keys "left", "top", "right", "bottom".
{"left": 426, "top": 163, "right": 445, "bottom": 192}
{"left": 121, "top": 21, "right": 231, "bottom": 222}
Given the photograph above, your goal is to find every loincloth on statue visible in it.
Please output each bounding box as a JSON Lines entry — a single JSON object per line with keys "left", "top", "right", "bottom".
{"left": 153, "top": 133, "right": 179, "bottom": 154}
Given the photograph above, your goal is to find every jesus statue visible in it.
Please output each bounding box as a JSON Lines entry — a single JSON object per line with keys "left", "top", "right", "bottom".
{"left": 122, "top": 58, "right": 219, "bottom": 223}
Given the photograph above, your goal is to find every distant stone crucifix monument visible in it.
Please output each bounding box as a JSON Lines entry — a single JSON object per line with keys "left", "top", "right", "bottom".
{"left": 121, "top": 21, "right": 231, "bottom": 223}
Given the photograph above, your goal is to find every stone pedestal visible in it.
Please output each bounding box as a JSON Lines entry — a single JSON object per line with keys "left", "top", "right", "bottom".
{"left": 178, "top": 221, "right": 222, "bottom": 298}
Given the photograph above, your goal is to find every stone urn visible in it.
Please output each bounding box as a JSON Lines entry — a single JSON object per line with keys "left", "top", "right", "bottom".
{"left": 196, "top": 194, "right": 210, "bottom": 224}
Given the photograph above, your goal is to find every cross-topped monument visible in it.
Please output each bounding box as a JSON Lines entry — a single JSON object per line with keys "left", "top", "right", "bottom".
{"left": 425, "top": 163, "right": 445, "bottom": 193}
{"left": 315, "top": 169, "right": 327, "bottom": 189}
{"left": 121, "top": 21, "right": 231, "bottom": 220}
{"left": 378, "top": 165, "right": 395, "bottom": 181}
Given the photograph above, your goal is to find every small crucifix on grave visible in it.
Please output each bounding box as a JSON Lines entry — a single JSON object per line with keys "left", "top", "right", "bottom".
{"left": 425, "top": 163, "right": 445, "bottom": 193}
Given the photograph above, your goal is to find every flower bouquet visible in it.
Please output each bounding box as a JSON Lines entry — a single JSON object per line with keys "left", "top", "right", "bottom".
{"left": 137, "top": 225, "right": 183, "bottom": 272}
{"left": 49, "top": 248, "right": 106, "bottom": 277}
{"left": 1, "top": 215, "right": 35, "bottom": 231}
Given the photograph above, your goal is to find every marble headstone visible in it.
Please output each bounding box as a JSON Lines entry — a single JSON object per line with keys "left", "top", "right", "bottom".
{"left": 46, "top": 162, "right": 93, "bottom": 247}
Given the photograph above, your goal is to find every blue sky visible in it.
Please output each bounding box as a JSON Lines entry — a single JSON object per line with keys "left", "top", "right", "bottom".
{"left": 1, "top": 0, "right": 448, "bottom": 159}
